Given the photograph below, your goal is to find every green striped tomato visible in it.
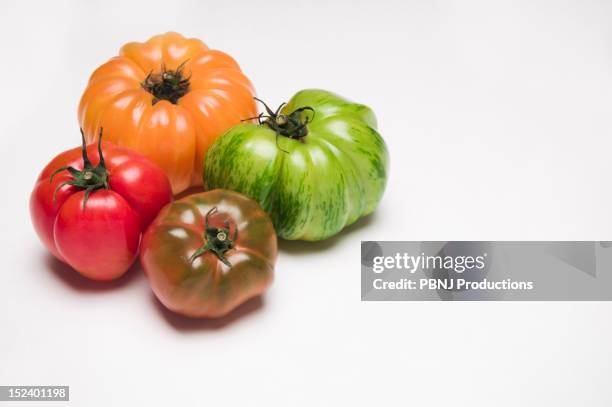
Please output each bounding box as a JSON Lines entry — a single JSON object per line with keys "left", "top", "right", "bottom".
{"left": 204, "top": 89, "right": 389, "bottom": 241}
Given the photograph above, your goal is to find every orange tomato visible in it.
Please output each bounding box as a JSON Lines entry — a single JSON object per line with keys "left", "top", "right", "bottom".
{"left": 78, "top": 32, "right": 257, "bottom": 194}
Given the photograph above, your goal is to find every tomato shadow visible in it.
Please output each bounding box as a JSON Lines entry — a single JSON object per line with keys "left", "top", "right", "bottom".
{"left": 45, "top": 254, "right": 142, "bottom": 292}
{"left": 151, "top": 294, "right": 265, "bottom": 331}
{"left": 278, "top": 211, "right": 378, "bottom": 255}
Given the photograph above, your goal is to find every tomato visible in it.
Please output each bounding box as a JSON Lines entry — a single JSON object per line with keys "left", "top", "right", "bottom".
{"left": 78, "top": 32, "right": 257, "bottom": 194}
{"left": 204, "top": 89, "right": 389, "bottom": 241}
{"left": 140, "top": 190, "right": 276, "bottom": 318}
{"left": 30, "top": 133, "right": 172, "bottom": 280}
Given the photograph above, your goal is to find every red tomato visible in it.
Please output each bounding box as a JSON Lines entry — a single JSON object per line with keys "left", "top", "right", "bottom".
{"left": 30, "top": 132, "right": 172, "bottom": 280}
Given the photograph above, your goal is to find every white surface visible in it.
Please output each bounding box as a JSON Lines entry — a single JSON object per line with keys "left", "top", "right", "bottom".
{"left": 1, "top": 0, "right": 611, "bottom": 406}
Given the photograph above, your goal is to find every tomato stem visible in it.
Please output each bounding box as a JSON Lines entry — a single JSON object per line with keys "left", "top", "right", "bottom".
{"left": 50, "top": 129, "right": 110, "bottom": 208}
{"left": 243, "top": 98, "right": 315, "bottom": 153}
{"left": 188, "top": 207, "right": 237, "bottom": 267}
{"left": 141, "top": 60, "right": 191, "bottom": 105}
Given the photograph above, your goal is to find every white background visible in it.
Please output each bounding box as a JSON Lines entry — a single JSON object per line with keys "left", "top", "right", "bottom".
{"left": 1, "top": 0, "right": 611, "bottom": 405}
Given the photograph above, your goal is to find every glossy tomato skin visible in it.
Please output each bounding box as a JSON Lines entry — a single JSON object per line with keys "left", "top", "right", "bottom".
{"left": 205, "top": 89, "right": 389, "bottom": 241}
{"left": 54, "top": 190, "right": 140, "bottom": 280}
{"left": 30, "top": 141, "right": 172, "bottom": 280}
{"left": 78, "top": 32, "right": 257, "bottom": 194}
{"left": 140, "top": 190, "right": 276, "bottom": 318}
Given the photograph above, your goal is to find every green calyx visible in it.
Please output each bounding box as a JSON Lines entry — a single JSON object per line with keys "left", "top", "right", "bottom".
{"left": 187, "top": 207, "right": 238, "bottom": 267}
{"left": 141, "top": 61, "right": 190, "bottom": 105}
{"left": 51, "top": 129, "right": 110, "bottom": 208}
{"left": 245, "top": 98, "right": 315, "bottom": 152}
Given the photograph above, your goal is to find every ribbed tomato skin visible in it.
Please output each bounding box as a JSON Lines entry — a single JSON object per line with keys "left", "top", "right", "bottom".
{"left": 205, "top": 89, "right": 389, "bottom": 241}
{"left": 78, "top": 32, "right": 257, "bottom": 194}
